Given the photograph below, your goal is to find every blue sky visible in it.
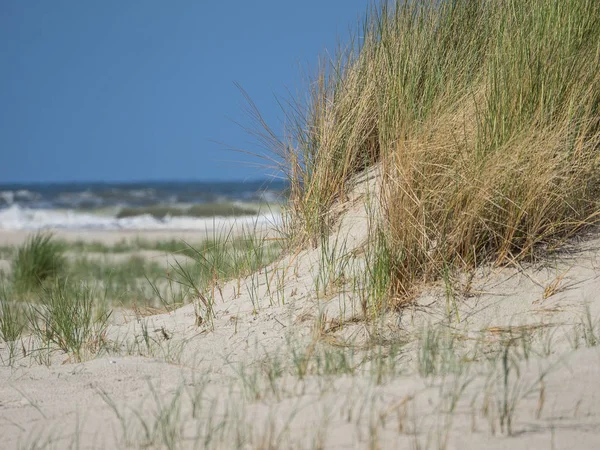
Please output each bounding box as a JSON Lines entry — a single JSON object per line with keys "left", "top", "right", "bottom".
{"left": 0, "top": 0, "right": 368, "bottom": 183}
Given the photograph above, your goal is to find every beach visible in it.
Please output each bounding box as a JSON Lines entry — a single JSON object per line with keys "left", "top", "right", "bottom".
{"left": 1, "top": 171, "right": 600, "bottom": 449}
{"left": 2, "top": 0, "right": 600, "bottom": 448}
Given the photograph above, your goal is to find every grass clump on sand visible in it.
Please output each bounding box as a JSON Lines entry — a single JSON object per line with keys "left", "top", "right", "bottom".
{"left": 28, "top": 279, "right": 111, "bottom": 361}
{"left": 257, "top": 0, "right": 600, "bottom": 306}
{"left": 161, "top": 230, "right": 284, "bottom": 321}
{"left": 11, "top": 232, "right": 66, "bottom": 293}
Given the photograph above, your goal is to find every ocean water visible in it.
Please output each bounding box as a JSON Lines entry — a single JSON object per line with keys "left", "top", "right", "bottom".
{"left": 0, "top": 180, "right": 286, "bottom": 231}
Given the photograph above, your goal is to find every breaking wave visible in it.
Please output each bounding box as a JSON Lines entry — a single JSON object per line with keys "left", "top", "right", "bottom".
{"left": 0, "top": 205, "right": 281, "bottom": 231}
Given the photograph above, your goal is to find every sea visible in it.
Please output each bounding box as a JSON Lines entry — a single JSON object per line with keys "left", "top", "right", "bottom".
{"left": 0, "top": 180, "right": 287, "bottom": 231}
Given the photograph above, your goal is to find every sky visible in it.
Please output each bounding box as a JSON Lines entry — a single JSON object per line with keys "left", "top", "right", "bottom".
{"left": 0, "top": 0, "right": 368, "bottom": 183}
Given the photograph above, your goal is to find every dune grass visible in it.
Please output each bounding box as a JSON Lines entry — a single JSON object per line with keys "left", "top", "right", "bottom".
{"left": 65, "top": 237, "right": 236, "bottom": 261}
{"left": 5, "top": 234, "right": 170, "bottom": 306}
{"left": 0, "top": 245, "right": 13, "bottom": 259}
{"left": 2, "top": 225, "right": 284, "bottom": 308}
{"left": 67, "top": 255, "right": 168, "bottom": 306}
{"left": 162, "top": 227, "right": 284, "bottom": 322}
{"left": 11, "top": 232, "right": 67, "bottom": 293}
{"left": 27, "top": 279, "right": 111, "bottom": 361}
{"left": 54, "top": 232, "right": 282, "bottom": 312}
{"left": 116, "top": 203, "right": 261, "bottom": 219}
{"left": 255, "top": 0, "right": 600, "bottom": 306}
{"left": 0, "top": 282, "right": 26, "bottom": 362}
{"left": 69, "top": 255, "right": 165, "bottom": 280}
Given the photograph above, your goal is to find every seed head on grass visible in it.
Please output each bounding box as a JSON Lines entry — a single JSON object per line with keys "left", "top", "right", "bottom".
{"left": 12, "top": 232, "right": 66, "bottom": 293}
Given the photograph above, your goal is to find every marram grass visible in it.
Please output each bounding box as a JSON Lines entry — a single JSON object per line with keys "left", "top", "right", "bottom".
{"left": 11, "top": 232, "right": 66, "bottom": 292}
{"left": 258, "top": 0, "right": 600, "bottom": 305}
{"left": 27, "top": 279, "right": 111, "bottom": 361}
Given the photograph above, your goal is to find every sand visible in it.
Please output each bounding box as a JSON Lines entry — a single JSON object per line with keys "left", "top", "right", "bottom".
{"left": 2, "top": 188, "right": 600, "bottom": 448}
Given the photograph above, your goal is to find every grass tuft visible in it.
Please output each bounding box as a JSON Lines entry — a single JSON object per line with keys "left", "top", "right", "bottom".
{"left": 11, "top": 232, "right": 66, "bottom": 292}
{"left": 28, "top": 279, "right": 111, "bottom": 360}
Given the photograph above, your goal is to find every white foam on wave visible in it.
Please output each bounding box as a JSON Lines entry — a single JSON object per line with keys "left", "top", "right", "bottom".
{"left": 0, "top": 205, "right": 281, "bottom": 231}
{"left": 0, "top": 191, "right": 15, "bottom": 205}
{"left": 0, "top": 190, "right": 43, "bottom": 206}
